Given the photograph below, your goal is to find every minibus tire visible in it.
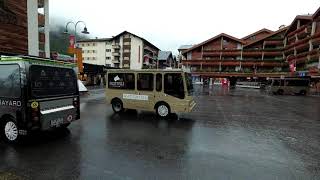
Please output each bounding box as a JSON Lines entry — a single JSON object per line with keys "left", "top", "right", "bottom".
{"left": 299, "top": 90, "right": 306, "bottom": 96}
{"left": 277, "top": 89, "right": 284, "bottom": 95}
{"left": 1, "top": 118, "right": 19, "bottom": 143}
{"left": 112, "top": 99, "right": 124, "bottom": 113}
{"left": 156, "top": 103, "right": 171, "bottom": 118}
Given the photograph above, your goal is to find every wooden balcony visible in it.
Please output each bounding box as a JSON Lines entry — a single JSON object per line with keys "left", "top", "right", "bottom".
{"left": 38, "top": 13, "right": 45, "bottom": 27}
{"left": 297, "top": 26, "right": 312, "bottom": 39}
{"left": 182, "top": 59, "right": 284, "bottom": 67}
{"left": 39, "top": 32, "right": 45, "bottom": 43}
{"left": 285, "top": 37, "right": 310, "bottom": 50}
{"left": 295, "top": 43, "right": 310, "bottom": 52}
{"left": 112, "top": 52, "right": 120, "bottom": 56}
{"left": 287, "top": 24, "right": 308, "bottom": 38}
{"left": 242, "top": 51, "right": 262, "bottom": 57}
{"left": 202, "top": 51, "right": 221, "bottom": 56}
{"left": 188, "top": 71, "right": 288, "bottom": 78}
{"left": 221, "top": 50, "right": 241, "bottom": 56}
{"left": 38, "top": 0, "right": 44, "bottom": 8}
{"left": 112, "top": 44, "right": 120, "bottom": 49}
{"left": 264, "top": 40, "right": 283, "bottom": 46}
{"left": 312, "top": 37, "right": 320, "bottom": 46}
{"left": 264, "top": 51, "right": 282, "bottom": 56}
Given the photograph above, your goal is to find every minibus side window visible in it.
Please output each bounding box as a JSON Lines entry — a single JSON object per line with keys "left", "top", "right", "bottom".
{"left": 156, "top": 74, "right": 162, "bottom": 92}
{"left": 164, "top": 73, "right": 185, "bottom": 99}
{"left": 108, "top": 73, "right": 135, "bottom": 89}
{"left": 0, "top": 64, "right": 21, "bottom": 97}
{"left": 137, "top": 73, "right": 154, "bottom": 91}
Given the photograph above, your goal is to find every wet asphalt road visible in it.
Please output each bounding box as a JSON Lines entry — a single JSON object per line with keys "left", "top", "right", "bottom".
{"left": 1, "top": 85, "right": 320, "bottom": 180}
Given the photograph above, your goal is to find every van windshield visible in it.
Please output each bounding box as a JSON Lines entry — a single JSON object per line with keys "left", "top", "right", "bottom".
{"left": 30, "top": 65, "right": 78, "bottom": 98}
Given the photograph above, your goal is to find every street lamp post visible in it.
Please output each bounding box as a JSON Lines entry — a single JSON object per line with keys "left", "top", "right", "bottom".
{"left": 63, "top": 21, "right": 89, "bottom": 75}
{"left": 64, "top": 21, "right": 89, "bottom": 48}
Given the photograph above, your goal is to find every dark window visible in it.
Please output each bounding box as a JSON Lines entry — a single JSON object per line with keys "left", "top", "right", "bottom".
{"left": 108, "top": 73, "right": 135, "bottom": 89}
{"left": 273, "top": 80, "right": 280, "bottom": 86}
{"left": 137, "top": 73, "right": 153, "bottom": 91}
{"left": 286, "top": 80, "right": 309, "bottom": 86}
{"left": 0, "top": 64, "right": 21, "bottom": 97}
{"left": 164, "top": 73, "right": 185, "bottom": 99}
{"left": 30, "top": 65, "right": 77, "bottom": 98}
{"left": 156, "top": 73, "right": 162, "bottom": 91}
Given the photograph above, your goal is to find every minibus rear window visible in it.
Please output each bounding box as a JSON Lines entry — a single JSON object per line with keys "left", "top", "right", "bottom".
{"left": 30, "top": 65, "right": 77, "bottom": 98}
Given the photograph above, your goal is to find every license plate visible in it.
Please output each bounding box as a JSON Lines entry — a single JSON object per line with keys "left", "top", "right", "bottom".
{"left": 50, "top": 118, "right": 64, "bottom": 127}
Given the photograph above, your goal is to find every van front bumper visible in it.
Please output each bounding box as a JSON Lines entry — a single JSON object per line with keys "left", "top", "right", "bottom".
{"left": 188, "top": 100, "right": 196, "bottom": 112}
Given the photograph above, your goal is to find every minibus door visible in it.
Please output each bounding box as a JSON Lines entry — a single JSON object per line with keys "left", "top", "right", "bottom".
{"left": 135, "top": 73, "right": 155, "bottom": 110}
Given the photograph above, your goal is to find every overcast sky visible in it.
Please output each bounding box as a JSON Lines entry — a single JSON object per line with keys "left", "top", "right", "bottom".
{"left": 50, "top": 0, "right": 320, "bottom": 54}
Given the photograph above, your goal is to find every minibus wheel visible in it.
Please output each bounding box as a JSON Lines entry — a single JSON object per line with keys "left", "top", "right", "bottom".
{"left": 112, "top": 99, "right": 124, "bottom": 113}
{"left": 299, "top": 90, "right": 306, "bottom": 96}
{"left": 156, "top": 103, "right": 171, "bottom": 118}
{"left": 277, "top": 89, "right": 284, "bottom": 95}
{"left": 1, "top": 119, "right": 19, "bottom": 143}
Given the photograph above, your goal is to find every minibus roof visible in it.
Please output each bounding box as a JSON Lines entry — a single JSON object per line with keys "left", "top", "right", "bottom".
{"left": 0, "top": 55, "right": 76, "bottom": 68}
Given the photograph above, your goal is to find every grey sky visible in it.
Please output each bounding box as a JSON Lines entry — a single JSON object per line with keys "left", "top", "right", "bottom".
{"left": 50, "top": 0, "right": 320, "bottom": 54}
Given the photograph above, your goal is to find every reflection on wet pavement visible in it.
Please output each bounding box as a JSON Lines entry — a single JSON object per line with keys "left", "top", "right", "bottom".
{"left": 0, "top": 85, "right": 319, "bottom": 179}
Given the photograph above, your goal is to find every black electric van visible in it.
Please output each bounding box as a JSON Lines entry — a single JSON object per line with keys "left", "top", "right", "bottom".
{"left": 0, "top": 55, "right": 80, "bottom": 143}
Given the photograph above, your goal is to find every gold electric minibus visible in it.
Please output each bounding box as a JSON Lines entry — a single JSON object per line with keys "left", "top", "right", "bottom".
{"left": 268, "top": 77, "right": 310, "bottom": 95}
{"left": 106, "top": 69, "right": 196, "bottom": 118}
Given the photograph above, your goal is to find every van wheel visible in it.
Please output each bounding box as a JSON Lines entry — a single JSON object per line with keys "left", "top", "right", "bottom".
{"left": 277, "top": 89, "right": 284, "bottom": 95}
{"left": 1, "top": 119, "right": 19, "bottom": 143}
{"left": 299, "top": 90, "right": 307, "bottom": 96}
{"left": 156, "top": 103, "right": 170, "bottom": 118}
{"left": 112, "top": 99, "right": 124, "bottom": 113}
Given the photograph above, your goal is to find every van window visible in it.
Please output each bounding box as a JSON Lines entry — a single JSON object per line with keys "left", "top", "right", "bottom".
{"left": 30, "top": 65, "right": 77, "bottom": 98}
{"left": 164, "top": 73, "right": 185, "bottom": 99}
{"left": 0, "top": 64, "right": 21, "bottom": 97}
{"left": 156, "top": 74, "right": 162, "bottom": 91}
{"left": 273, "top": 80, "right": 280, "bottom": 86}
{"left": 137, "top": 73, "right": 154, "bottom": 91}
{"left": 108, "top": 73, "right": 135, "bottom": 89}
{"left": 286, "top": 80, "right": 309, "bottom": 86}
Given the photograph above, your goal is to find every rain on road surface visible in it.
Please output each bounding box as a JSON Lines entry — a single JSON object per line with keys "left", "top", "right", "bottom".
{"left": 0, "top": 85, "right": 320, "bottom": 180}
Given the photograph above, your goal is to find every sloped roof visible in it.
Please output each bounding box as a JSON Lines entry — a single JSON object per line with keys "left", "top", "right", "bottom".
{"left": 312, "top": 6, "right": 320, "bottom": 19}
{"left": 77, "top": 38, "right": 112, "bottom": 43}
{"left": 183, "top": 33, "right": 245, "bottom": 54}
{"left": 178, "top": 45, "right": 193, "bottom": 51}
{"left": 112, "top": 31, "right": 160, "bottom": 51}
{"left": 158, "top": 51, "right": 172, "bottom": 61}
{"left": 285, "top": 15, "right": 313, "bottom": 34}
{"left": 244, "top": 27, "right": 288, "bottom": 48}
{"left": 242, "top": 28, "right": 273, "bottom": 40}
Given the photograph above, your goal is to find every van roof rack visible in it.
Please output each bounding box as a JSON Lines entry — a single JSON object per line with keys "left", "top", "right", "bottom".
{"left": 0, "top": 52, "right": 76, "bottom": 67}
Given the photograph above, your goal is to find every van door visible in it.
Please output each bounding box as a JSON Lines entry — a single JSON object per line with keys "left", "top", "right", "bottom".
{"left": 135, "top": 73, "right": 155, "bottom": 110}
{"left": 162, "top": 73, "right": 188, "bottom": 112}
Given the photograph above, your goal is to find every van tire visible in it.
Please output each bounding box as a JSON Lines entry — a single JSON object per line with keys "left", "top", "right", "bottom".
{"left": 1, "top": 118, "right": 19, "bottom": 143}
{"left": 156, "top": 103, "right": 171, "bottom": 118}
{"left": 299, "top": 90, "right": 307, "bottom": 96}
{"left": 277, "top": 89, "right": 284, "bottom": 95}
{"left": 111, "top": 99, "right": 124, "bottom": 113}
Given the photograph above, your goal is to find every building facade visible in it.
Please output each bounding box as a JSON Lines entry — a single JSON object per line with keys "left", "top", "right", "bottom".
{"left": 77, "top": 31, "right": 160, "bottom": 69}
{"left": 181, "top": 7, "right": 320, "bottom": 80}
{"left": 284, "top": 12, "right": 320, "bottom": 77}
{"left": 157, "top": 51, "right": 174, "bottom": 69}
{"left": 0, "top": 0, "right": 50, "bottom": 57}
